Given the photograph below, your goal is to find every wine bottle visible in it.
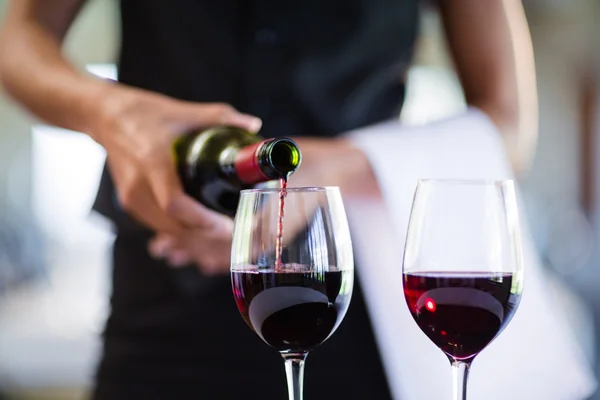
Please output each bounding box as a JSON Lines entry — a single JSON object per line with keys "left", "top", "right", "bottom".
{"left": 174, "top": 126, "right": 302, "bottom": 217}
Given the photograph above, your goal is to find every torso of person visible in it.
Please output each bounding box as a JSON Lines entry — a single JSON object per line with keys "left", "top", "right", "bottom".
{"left": 92, "top": 1, "right": 419, "bottom": 399}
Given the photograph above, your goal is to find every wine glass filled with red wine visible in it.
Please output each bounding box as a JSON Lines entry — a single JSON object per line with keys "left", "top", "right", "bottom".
{"left": 402, "top": 179, "right": 524, "bottom": 400}
{"left": 231, "top": 186, "right": 354, "bottom": 400}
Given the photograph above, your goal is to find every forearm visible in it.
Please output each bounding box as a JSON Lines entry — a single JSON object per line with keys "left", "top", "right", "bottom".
{"left": 288, "top": 136, "right": 380, "bottom": 199}
{"left": 0, "top": 14, "right": 112, "bottom": 139}
{"left": 470, "top": 6, "right": 538, "bottom": 177}
{"left": 439, "top": 0, "right": 538, "bottom": 176}
{"left": 334, "top": 138, "right": 380, "bottom": 197}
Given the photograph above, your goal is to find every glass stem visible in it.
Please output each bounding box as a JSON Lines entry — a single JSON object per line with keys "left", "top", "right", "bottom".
{"left": 451, "top": 360, "right": 471, "bottom": 400}
{"left": 282, "top": 353, "right": 308, "bottom": 400}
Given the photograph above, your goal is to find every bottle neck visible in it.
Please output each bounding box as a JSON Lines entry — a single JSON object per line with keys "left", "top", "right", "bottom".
{"left": 233, "top": 140, "right": 271, "bottom": 184}
{"left": 233, "top": 138, "right": 302, "bottom": 184}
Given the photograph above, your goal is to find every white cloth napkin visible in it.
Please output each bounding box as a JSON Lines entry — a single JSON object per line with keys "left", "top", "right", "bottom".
{"left": 344, "top": 107, "right": 597, "bottom": 400}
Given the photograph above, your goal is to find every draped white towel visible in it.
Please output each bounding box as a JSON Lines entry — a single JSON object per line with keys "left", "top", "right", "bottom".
{"left": 343, "top": 107, "right": 597, "bottom": 400}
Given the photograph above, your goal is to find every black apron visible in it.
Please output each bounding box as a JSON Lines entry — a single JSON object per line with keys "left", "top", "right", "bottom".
{"left": 92, "top": 1, "right": 419, "bottom": 398}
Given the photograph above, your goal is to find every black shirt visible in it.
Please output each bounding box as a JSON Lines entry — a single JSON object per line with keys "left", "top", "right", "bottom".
{"left": 92, "top": 1, "right": 419, "bottom": 399}
{"left": 94, "top": 0, "right": 418, "bottom": 224}
{"left": 117, "top": 0, "right": 418, "bottom": 137}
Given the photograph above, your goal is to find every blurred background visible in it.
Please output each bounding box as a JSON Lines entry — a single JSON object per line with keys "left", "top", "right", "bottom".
{"left": 0, "top": 0, "right": 599, "bottom": 399}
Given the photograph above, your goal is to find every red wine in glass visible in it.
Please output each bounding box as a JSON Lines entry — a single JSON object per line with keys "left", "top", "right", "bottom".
{"left": 232, "top": 187, "right": 353, "bottom": 400}
{"left": 402, "top": 180, "right": 524, "bottom": 400}
{"left": 403, "top": 271, "right": 521, "bottom": 361}
{"left": 231, "top": 268, "right": 352, "bottom": 353}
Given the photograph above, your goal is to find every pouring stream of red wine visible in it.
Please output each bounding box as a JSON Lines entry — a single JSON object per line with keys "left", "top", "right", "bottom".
{"left": 275, "top": 175, "right": 288, "bottom": 271}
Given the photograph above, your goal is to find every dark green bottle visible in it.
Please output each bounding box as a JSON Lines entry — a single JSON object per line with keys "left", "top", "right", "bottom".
{"left": 174, "top": 126, "right": 302, "bottom": 216}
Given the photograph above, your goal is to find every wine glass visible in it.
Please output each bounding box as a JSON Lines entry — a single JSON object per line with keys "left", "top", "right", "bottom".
{"left": 230, "top": 186, "right": 354, "bottom": 400}
{"left": 402, "top": 179, "right": 524, "bottom": 400}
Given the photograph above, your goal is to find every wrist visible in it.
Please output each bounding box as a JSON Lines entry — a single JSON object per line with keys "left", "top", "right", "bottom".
{"left": 80, "top": 78, "right": 122, "bottom": 143}
{"left": 85, "top": 80, "right": 147, "bottom": 145}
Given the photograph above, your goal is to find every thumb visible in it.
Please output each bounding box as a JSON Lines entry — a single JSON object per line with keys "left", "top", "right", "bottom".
{"left": 144, "top": 150, "right": 225, "bottom": 228}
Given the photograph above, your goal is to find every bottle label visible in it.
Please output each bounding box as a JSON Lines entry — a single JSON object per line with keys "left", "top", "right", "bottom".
{"left": 234, "top": 140, "right": 271, "bottom": 184}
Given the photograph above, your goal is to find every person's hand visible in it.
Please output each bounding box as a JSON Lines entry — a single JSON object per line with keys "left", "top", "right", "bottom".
{"left": 145, "top": 136, "right": 379, "bottom": 276}
{"left": 148, "top": 221, "right": 234, "bottom": 275}
{"left": 91, "top": 84, "right": 261, "bottom": 272}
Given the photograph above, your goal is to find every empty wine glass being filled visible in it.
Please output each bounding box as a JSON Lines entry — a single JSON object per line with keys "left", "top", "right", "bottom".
{"left": 230, "top": 186, "right": 354, "bottom": 400}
